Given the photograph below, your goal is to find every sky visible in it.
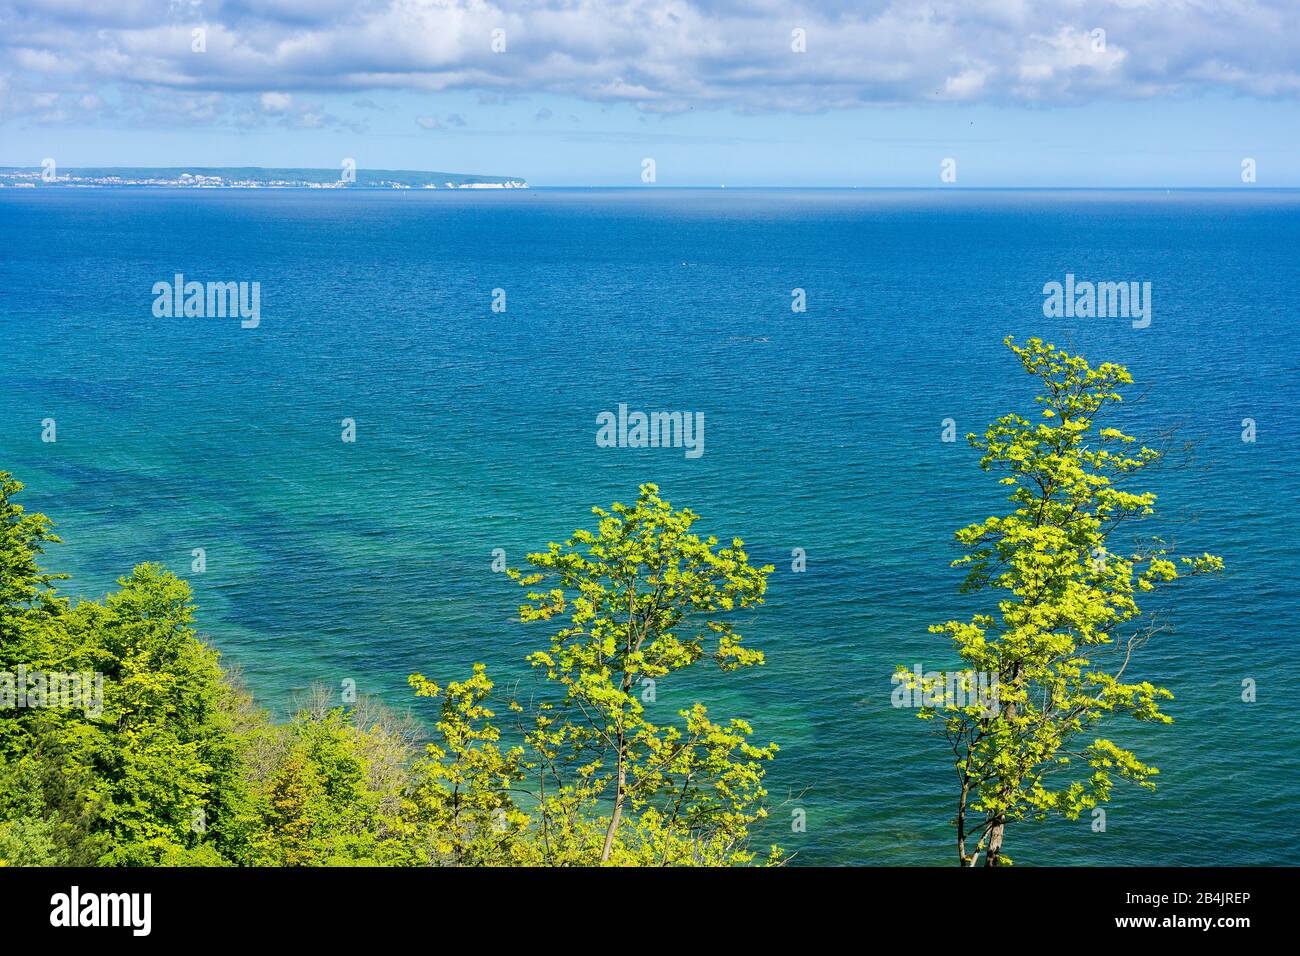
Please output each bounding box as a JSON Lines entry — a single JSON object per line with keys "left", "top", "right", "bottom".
{"left": 2, "top": 0, "right": 1300, "bottom": 186}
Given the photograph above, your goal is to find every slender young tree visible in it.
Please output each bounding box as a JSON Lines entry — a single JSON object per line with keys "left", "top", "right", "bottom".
{"left": 510, "top": 483, "right": 776, "bottom": 863}
{"left": 399, "top": 665, "right": 530, "bottom": 865}
{"left": 903, "top": 338, "right": 1222, "bottom": 866}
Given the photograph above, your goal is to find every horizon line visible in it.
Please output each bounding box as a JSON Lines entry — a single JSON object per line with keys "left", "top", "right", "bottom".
{"left": 2, "top": 166, "right": 1297, "bottom": 191}
{"left": 5, "top": 183, "right": 1299, "bottom": 192}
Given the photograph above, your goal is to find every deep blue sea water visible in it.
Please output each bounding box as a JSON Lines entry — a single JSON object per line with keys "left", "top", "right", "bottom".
{"left": 2, "top": 187, "right": 1297, "bottom": 865}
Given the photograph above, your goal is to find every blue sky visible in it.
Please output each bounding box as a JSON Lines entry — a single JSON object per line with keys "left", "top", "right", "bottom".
{"left": 3, "top": 1, "right": 1300, "bottom": 186}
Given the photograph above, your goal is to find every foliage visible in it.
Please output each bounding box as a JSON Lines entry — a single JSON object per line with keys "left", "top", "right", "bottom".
{"left": 899, "top": 338, "right": 1223, "bottom": 866}
{"left": 0, "top": 473, "right": 780, "bottom": 867}
{"left": 502, "top": 483, "right": 779, "bottom": 864}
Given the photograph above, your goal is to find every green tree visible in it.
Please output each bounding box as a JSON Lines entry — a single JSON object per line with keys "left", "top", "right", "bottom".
{"left": 903, "top": 338, "right": 1223, "bottom": 866}
{"left": 397, "top": 665, "right": 529, "bottom": 865}
{"left": 0, "top": 471, "right": 68, "bottom": 764}
{"left": 0, "top": 472, "right": 65, "bottom": 637}
{"left": 1, "top": 474, "right": 243, "bottom": 865}
{"left": 253, "top": 749, "right": 324, "bottom": 866}
{"left": 0, "top": 474, "right": 103, "bottom": 865}
{"left": 71, "top": 565, "right": 242, "bottom": 865}
{"left": 509, "top": 483, "right": 779, "bottom": 864}
{"left": 245, "top": 695, "right": 417, "bottom": 866}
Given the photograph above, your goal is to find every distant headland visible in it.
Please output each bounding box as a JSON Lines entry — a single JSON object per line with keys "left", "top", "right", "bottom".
{"left": 0, "top": 166, "right": 528, "bottom": 189}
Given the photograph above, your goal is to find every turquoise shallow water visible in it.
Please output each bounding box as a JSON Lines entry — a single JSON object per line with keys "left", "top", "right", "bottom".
{"left": 1, "top": 188, "right": 1297, "bottom": 865}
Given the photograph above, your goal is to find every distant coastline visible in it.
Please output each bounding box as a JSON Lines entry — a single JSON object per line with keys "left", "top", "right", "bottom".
{"left": 0, "top": 166, "right": 528, "bottom": 190}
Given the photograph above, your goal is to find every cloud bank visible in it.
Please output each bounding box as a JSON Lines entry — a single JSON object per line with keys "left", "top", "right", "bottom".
{"left": 2, "top": 0, "right": 1298, "bottom": 124}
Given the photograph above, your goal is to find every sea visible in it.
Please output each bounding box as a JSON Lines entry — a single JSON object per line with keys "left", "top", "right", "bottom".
{"left": 1, "top": 187, "right": 1297, "bottom": 865}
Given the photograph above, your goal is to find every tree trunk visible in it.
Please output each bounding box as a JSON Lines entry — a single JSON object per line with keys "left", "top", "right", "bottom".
{"left": 982, "top": 663, "right": 1018, "bottom": 868}
{"left": 957, "top": 784, "right": 972, "bottom": 866}
{"left": 602, "top": 592, "right": 640, "bottom": 863}
{"left": 600, "top": 735, "right": 626, "bottom": 862}
{"left": 984, "top": 815, "right": 1007, "bottom": 866}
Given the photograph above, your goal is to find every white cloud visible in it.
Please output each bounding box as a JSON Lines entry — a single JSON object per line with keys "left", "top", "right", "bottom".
{"left": 943, "top": 68, "right": 990, "bottom": 99}
{"left": 0, "top": 0, "right": 1296, "bottom": 123}
{"left": 260, "top": 91, "right": 293, "bottom": 112}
